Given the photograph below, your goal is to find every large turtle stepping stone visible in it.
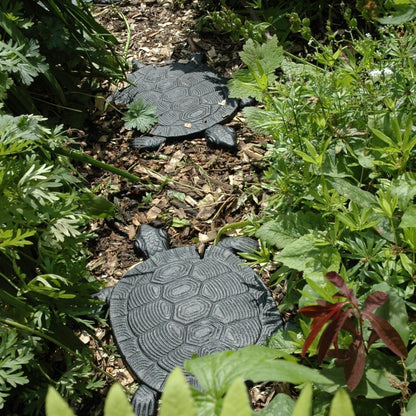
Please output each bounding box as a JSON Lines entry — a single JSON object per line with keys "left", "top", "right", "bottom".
{"left": 112, "top": 54, "right": 249, "bottom": 151}
{"left": 96, "top": 224, "right": 283, "bottom": 415}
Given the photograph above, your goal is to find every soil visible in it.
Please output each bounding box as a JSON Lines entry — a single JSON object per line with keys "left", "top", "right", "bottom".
{"left": 80, "top": 0, "right": 287, "bottom": 411}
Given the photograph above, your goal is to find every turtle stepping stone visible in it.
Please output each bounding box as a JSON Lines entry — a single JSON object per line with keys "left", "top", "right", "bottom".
{"left": 97, "top": 224, "right": 283, "bottom": 415}
{"left": 112, "top": 54, "right": 252, "bottom": 151}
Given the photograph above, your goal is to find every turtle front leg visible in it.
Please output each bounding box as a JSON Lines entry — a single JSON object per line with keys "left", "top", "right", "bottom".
{"left": 131, "top": 384, "right": 159, "bottom": 416}
{"left": 216, "top": 237, "right": 258, "bottom": 255}
{"left": 131, "top": 136, "right": 166, "bottom": 152}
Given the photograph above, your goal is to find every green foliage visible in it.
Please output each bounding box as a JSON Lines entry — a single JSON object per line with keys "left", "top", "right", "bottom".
{"left": 0, "top": 0, "right": 125, "bottom": 124}
{"left": 159, "top": 368, "right": 196, "bottom": 416}
{"left": 122, "top": 98, "right": 158, "bottom": 132}
{"left": 228, "top": 35, "right": 283, "bottom": 101}
{"left": 227, "top": 18, "right": 415, "bottom": 415}
{"left": 158, "top": 345, "right": 332, "bottom": 416}
{"left": 0, "top": 329, "right": 33, "bottom": 408}
{"left": 45, "top": 383, "right": 135, "bottom": 416}
{"left": 0, "top": 113, "right": 114, "bottom": 413}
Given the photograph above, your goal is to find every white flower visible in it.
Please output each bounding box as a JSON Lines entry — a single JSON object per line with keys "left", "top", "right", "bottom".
{"left": 369, "top": 68, "right": 394, "bottom": 81}
{"left": 365, "top": 33, "right": 372, "bottom": 39}
{"left": 369, "top": 69, "right": 382, "bottom": 78}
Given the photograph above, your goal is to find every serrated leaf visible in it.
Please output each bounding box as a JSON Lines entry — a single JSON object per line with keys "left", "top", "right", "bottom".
{"left": 274, "top": 235, "right": 341, "bottom": 275}
{"left": 329, "top": 388, "right": 355, "bottom": 416}
{"left": 256, "top": 211, "right": 323, "bottom": 249}
{"left": 104, "top": 383, "right": 135, "bottom": 416}
{"left": 45, "top": 386, "right": 76, "bottom": 416}
{"left": 123, "top": 98, "right": 158, "bottom": 132}
{"left": 0, "top": 228, "right": 35, "bottom": 248}
{"left": 239, "top": 36, "right": 283, "bottom": 74}
{"left": 228, "top": 36, "right": 282, "bottom": 100}
{"left": 220, "top": 378, "right": 251, "bottom": 416}
{"left": 159, "top": 368, "right": 196, "bottom": 416}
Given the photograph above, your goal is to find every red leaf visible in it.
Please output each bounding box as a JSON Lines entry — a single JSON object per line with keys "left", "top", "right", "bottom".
{"left": 317, "top": 309, "right": 352, "bottom": 363}
{"left": 300, "top": 308, "right": 340, "bottom": 357}
{"left": 298, "top": 301, "right": 339, "bottom": 318}
{"left": 363, "top": 311, "right": 408, "bottom": 358}
{"left": 341, "top": 316, "right": 360, "bottom": 336}
{"left": 326, "top": 272, "right": 358, "bottom": 305}
{"left": 367, "top": 329, "right": 380, "bottom": 349}
{"left": 364, "top": 291, "right": 389, "bottom": 313}
{"left": 344, "top": 337, "right": 366, "bottom": 391}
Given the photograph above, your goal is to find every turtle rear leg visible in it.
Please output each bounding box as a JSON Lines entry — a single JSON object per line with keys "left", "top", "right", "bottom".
{"left": 131, "top": 384, "right": 159, "bottom": 416}
{"left": 205, "top": 125, "right": 237, "bottom": 150}
{"left": 92, "top": 286, "right": 114, "bottom": 303}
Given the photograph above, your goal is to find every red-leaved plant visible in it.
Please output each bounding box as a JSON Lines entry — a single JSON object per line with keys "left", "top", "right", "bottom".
{"left": 298, "top": 272, "right": 408, "bottom": 391}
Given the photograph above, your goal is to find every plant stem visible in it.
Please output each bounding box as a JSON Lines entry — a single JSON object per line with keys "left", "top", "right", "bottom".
{"left": 55, "top": 146, "right": 143, "bottom": 183}
{"left": 0, "top": 317, "right": 119, "bottom": 384}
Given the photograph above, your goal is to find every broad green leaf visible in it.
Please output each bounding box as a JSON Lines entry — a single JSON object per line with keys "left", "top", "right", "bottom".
{"left": 291, "top": 383, "right": 312, "bottom": 416}
{"left": 321, "top": 352, "right": 401, "bottom": 399}
{"left": 274, "top": 235, "right": 340, "bottom": 275}
{"left": 329, "top": 388, "right": 355, "bottom": 416}
{"left": 369, "top": 126, "right": 397, "bottom": 148}
{"left": 280, "top": 58, "right": 319, "bottom": 77}
{"left": 399, "top": 205, "right": 416, "bottom": 228}
{"left": 256, "top": 393, "right": 295, "bottom": 416}
{"left": 326, "top": 178, "right": 377, "bottom": 208}
{"left": 45, "top": 386, "right": 76, "bottom": 416}
{"left": 80, "top": 192, "right": 114, "bottom": 218}
{"left": 378, "top": 5, "right": 416, "bottom": 24}
{"left": 104, "top": 383, "right": 135, "bottom": 416}
{"left": 159, "top": 368, "right": 196, "bottom": 416}
{"left": 294, "top": 149, "right": 319, "bottom": 165}
{"left": 256, "top": 211, "right": 323, "bottom": 249}
{"left": 403, "top": 393, "right": 416, "bottom": 415}
{"left": 370, "top": 283, "right": 409, "bottom": 345}
{"left": 220, "top": 378, "right": 251, "bottom": 416}
{"left": 185, "top": 345, "right": 332, "bottom": 398}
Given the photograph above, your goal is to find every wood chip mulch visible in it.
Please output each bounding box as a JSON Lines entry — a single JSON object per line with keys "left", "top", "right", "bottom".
{"left": 77, "top": 0, "right": 289, "bottom": 412}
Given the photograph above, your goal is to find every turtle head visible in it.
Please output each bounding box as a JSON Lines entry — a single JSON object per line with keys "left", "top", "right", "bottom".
{"left": 134, "top": 225, "right": 170, "bottom": 259}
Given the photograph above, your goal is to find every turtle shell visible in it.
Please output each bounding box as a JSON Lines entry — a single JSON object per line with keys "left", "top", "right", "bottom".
{"left": 112, "top": 62, "right": 239, "bottom": 138}
{"left": 108, "top": 244, "right": 282, "bottom": 392}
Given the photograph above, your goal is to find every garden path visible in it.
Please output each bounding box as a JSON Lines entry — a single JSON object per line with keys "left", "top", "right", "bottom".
{"left": 82, "top": 1, "right": 285, "bottom": 410}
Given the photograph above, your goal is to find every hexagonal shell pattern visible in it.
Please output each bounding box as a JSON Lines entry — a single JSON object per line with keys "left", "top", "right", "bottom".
{"left": 108, "top": 244, "right": 283, "bottom": 393}
{"left": 112, "top": 61, "right": 239, "bottom": 138}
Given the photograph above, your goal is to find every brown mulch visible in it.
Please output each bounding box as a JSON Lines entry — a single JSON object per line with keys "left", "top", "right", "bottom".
{"left": 79, "top": 0, "right": 287, "bottom": 412}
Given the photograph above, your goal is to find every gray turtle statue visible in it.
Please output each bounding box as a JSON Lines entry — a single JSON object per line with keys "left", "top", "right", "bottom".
{"left": 112, "top": 53, "right": 254, "bottom": 151}
{"left": 96, "top": 224, "right": 283, "bottom": 415}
